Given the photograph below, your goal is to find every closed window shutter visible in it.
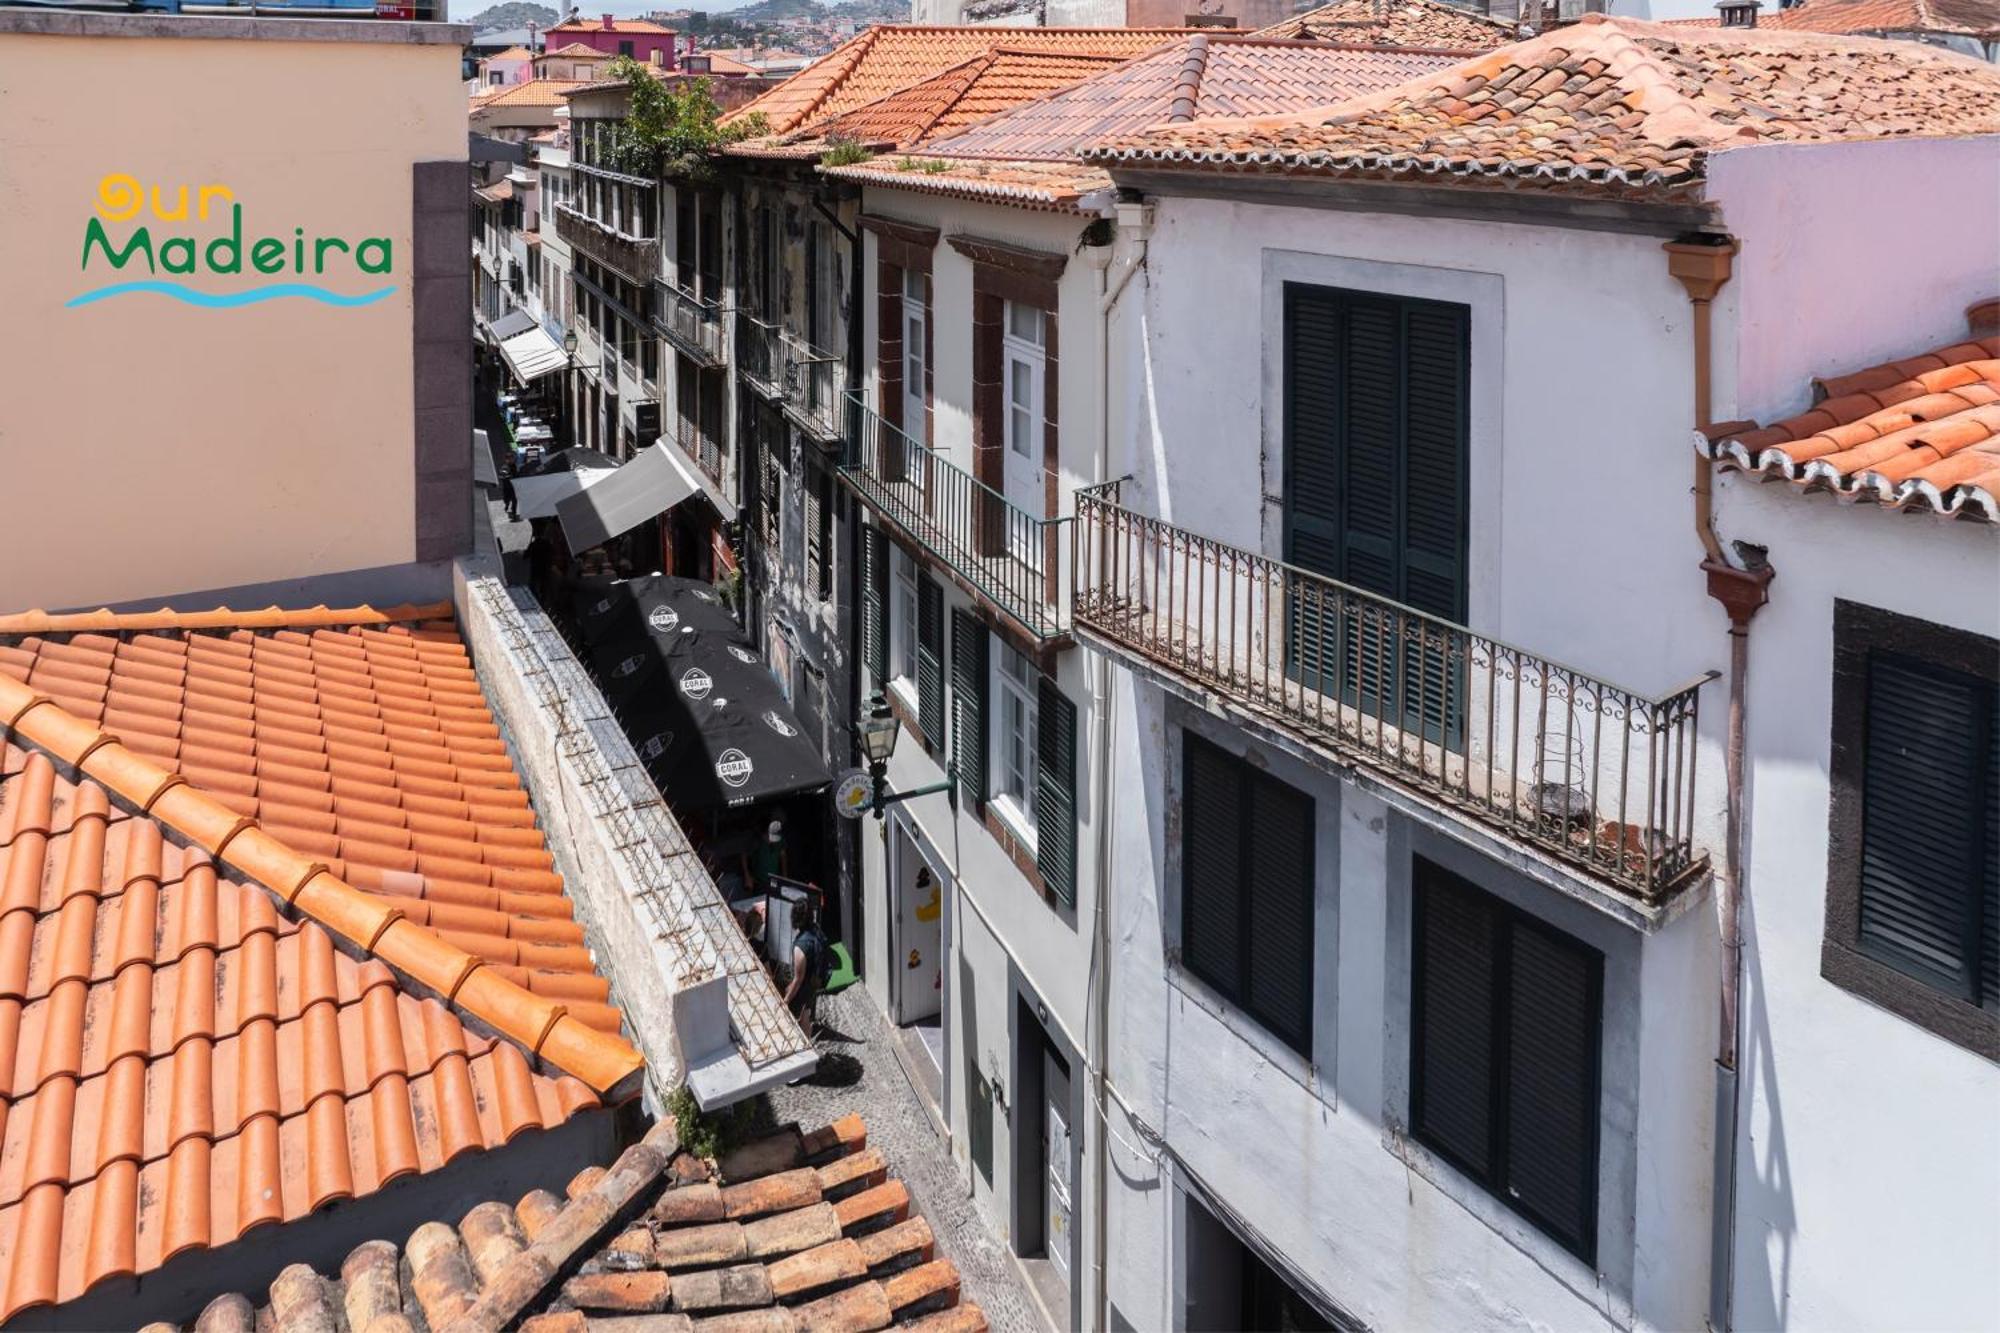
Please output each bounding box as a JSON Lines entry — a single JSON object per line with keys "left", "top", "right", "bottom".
{"left": 1858, "top": 652, "right": 1993, "bottom": 1003}
{"left": 916, "top": 576, "right": 944, "bottom": 746}
{"left": 1035, "top": 675, "right": 1078, "bottom": 908}
{"left": 804, "top": 464, "right": 825, "bottom": 598}
{"left": 1181, "top": 735, "right": 1245, "bottom": 1003}
{"left": 1983, "top": 721, "right": 1998, "bottom": 1012}
{"left": 1245, "top": 772, "right": 1314, "bottom": 1053}
{"left": 951, "top": 609, "right": 988, "bottom": 807}
{"left": 1412, "top": 866, "right": 1496, "bottom": 1177}
{"left": 1504, "top": 919, "right": 1601, "bottom": 1259}
{"left": 862, "top": 526, "right": 887, "bottom": 685}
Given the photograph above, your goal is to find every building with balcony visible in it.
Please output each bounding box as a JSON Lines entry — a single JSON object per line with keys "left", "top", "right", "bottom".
{"left": 1066, "top": 17, "right": 1999, "bottom": 1332}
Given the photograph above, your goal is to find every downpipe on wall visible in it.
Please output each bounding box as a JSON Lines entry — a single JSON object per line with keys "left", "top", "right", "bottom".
{"left": 1085, "top": 199, "right": 1150, "bottom": 1333}
{"left": 1665, "top": 236, "right": 1772, "bottom": 1333}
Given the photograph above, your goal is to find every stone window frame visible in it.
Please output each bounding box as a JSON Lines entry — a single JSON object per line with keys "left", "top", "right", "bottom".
{"left": 950, "top": 234, "right": 1064, "bottom": 541}
{"left": 1823, "top": 598, "right": 2000, "bottom": 1061}
{"left": 863, "top": 215, "right": 937, "bottom": 448}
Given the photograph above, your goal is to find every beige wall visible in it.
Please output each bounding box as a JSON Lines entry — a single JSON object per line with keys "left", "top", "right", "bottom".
{"left": 0, "top": 20, "right": 466, "bottom": 612}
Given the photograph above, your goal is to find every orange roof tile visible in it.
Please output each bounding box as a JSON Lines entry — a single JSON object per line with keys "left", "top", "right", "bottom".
{"left": 0, "top": 613, "right": 645, "bottom": 1320}
{"left": 1768, "top": 0, "right": 2000, "bottom": 36}
{"left": 548, "top": 16, "right": 675, "bottom": 33}
{"left": 1255, "top": 0, "right": 1518, "bottom": 49}
{"left": 723, "top": 25, "right": 1195, "bottom": 137}
{"left": 541, "top": 40, "right": 608, "bottom": 58}
{"left": 1085, "top": 15, "right": 2000, "bottom": 196}
{"left": 486, "top": 44, "right": 535, "bottom": 61}
{"left": 1705, "top": 330, "right": 2000, "bottom": 521}
{"left": 827, "top": 155, "right": 1116, "bottom": 211}
{"left": 694, "top": 50, "right": 758, "bottom": 75}
{"left": 473, "top": 78, "right": 590, "bottom": 111}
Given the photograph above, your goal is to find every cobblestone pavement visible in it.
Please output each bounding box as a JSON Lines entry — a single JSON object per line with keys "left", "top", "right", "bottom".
{"left": 763, "top": 985, "right": 1045, "bottom": 1333}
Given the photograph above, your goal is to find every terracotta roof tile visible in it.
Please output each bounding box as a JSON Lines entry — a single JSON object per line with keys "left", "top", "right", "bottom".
{"left": 1768, "top": 0, "right": 2000, "bottom": 38}
{"left": 548, "top": 16, "right": 675, "bottom": 33}
{"left": 1705, "top": 329, "right": 2000, "bottom": 520}
{"left": 798, "top": 47, "right": 1134, "bottom": 151}
{"left": 540, "top": 40, "right": 606, "bottom": 58}
{"left": 1255, "top": 0, "right": 1518, "bottom": 49}
{"left": 724, "top": 24, "right": 1196, "bottom": 137}
{"left": 0, "top": 610, "right": 646, "bottom": 1322}
{"left": 1085, "top": 15, "right": 2000, "bottom": 197}
{"left": 472, "top": 78, "right": 590, "bottom": 111}
{"left": 487, "top": 45, "right": 535, "bottom": 61}
{"left": 826, "top": 35, "right": 1461, "bottom": 210}
{"left": 143, "top": 1116, "right": 985, "bottom": 1333}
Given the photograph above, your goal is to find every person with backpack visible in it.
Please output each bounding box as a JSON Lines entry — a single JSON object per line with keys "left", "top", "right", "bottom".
{"left": 784, "top": 894, "right": 828, "bottom": 1041}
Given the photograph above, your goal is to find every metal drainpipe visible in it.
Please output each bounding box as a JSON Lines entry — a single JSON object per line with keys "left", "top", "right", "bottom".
{"left": 1087, "top": 199, "right": 1150, "bottom": 1333}
{"left": 1664, "top": 236, "right": 1771, "bottom": 1333}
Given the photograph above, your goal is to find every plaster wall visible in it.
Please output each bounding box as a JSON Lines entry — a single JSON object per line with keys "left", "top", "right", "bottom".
{"left": 0, "top": 20, "right": 464, "bottom": 612}
{"left": 1708, "top": 474, "right": 2000, "bottom": 1332}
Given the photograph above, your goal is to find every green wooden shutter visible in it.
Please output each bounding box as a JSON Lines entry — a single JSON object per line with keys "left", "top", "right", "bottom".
{"left": 1983, "top": 719, "right": 1998, "bottom": 1013}
{"left": 1245, "top": 769, "right": 1314, "bottom": 1054}
{"left": 1858, "top": 652, "right": 1994, "bottom": 1003}
{"left": 1035, "top": 675, "right": 1078, "bottom": 908}
{"left": 1504, "top": 916, "right": 1602, "bottom": 1262}
{"left": 1181, "top": 734, "right": 1245, "bottom": 1002}
{"left": 862, "top": 525, "right": 887, "bottom": 686}
{"left": 1411, "top": 862, "right": 1496, "bottom": 1177}
{"left": 951, "top": 609, "right": 988, "bottom": 807}
{"left": 804, "top": 462, "right": 825, "bottom": 599}
{"left": 916, "top": 575, "right": 944, "bottom": 745}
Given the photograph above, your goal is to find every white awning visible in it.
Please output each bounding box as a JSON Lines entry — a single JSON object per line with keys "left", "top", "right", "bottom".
{"left": 513, "top": 459, "right": 618, "bottom": 520}
{"left": 555, "top": 442, "right": 700, "bottom": 553}
{"left": 499, "top": 323, "right": 568, "bottom": 386}
{"left": 488, "top": 308, "right": 535, "bottom": 341}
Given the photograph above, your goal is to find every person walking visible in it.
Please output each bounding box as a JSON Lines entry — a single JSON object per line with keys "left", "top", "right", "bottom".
{"left": 784, "top": 895, "right": 827, "bottom": 1042}
{"left": 740, "top": 819, "right": 788, "bottom": 893}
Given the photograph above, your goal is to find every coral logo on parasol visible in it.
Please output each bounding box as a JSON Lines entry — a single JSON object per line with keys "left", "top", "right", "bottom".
{"left": 729, "top": 645, "right": 760, "bottom": 665}
{"left": 647, "top": 606, "right": 680, "bottom": 632}
{"left": 762, "top": 710, "right": 798, "bottom": 738}
{"left": 680, "top": 667, "right": 713, "bottom": 700}
{"left": 716, "top": 748, "right": 755, "bottom": 788}
{"left": 613, "top": 654, "right": 647, "bottom": 678}
{"left": 70, "top": 173, "right": 395, "bottom": 309}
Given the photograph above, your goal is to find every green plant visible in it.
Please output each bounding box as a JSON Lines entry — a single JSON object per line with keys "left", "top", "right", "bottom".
{"left": 919, "top": 157, "right": 953, "bottom": 175}
{"left": 599, "top": 58, "right": 767, "bottom": 179}
{"left": 818, "top": 135, "right": 874, "bottom": 168}
{"left": 666, "top": 1082, "right": 760, "bottom": 1163}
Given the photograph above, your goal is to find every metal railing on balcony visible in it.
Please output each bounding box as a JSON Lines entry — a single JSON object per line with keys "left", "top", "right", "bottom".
{"left": 552, "top": 202, "right": 659, "bottom": 281}
{"left": 652, "top": 279, "right": 728, "bottom": 368}
{"left": 775, "top": 330, "right": 846, "bottom": 442}
{"left": 737, "top": 312, "right": 780, "bottom": 395}
{"left": 673, "top": 412, "right": 724, "bottom": 486}
{"left": 1072, "top": 480, "right": 1713, "bottom": 901}
{"left": 843, "top": 394, "right": 1066, "bottom": 641}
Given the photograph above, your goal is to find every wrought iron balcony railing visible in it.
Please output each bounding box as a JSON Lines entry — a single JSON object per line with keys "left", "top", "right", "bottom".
{"left": 652, "top": 279, "right": 728, "bottom": 368}
{"left": 552, "top": 202, "right": 659, "bottom": 281}
{"left": 1072, "top": 480, "right": 1713, "bottom": 902}
{"left": 843, "top": 394, "right": 1066, "bottom": 641}
{"left": 737, "top": 312, "right": 780, "bottom": 396}
{"left": 674, "top": 412, "right": 724, "bottom": 487}
{"left": 775, "top": 330, "right": 846, "bottom": 443}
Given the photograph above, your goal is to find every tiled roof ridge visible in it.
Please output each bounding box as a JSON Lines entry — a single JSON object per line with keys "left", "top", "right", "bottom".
{"left": 1167, "top": 32, "right": 1211, "bottom": 122}
{"left": 726, "top": 24, "right": 883, "bottom": 130}
{"left": 0, "top": 600, "right": 454, "bottom": 636}
{"left": 1703, "top": 331, "right": 2000, "bottom": 521}
{"left": 798, "top": 46, "right": 1136, "bottom": 149}
{"left": 0, "top": 672, "right": 646, "bottom": 1099}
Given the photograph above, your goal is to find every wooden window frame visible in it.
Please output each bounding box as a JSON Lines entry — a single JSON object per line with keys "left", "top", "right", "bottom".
{"left": 1824, "top": 599, "right": 1999, "bottom": 1060}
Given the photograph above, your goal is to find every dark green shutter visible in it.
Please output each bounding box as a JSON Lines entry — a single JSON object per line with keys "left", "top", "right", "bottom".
{"left": 1411, "top": 859, "right": 1602, "bottom": 1263}
{"left": 862, "top": 526, "right": 887, "bottom": 686}
{"left": 1035, "top": 675, "right": 1078, "bottom": 908}
{"left": 1857, "top": 652, "right": 1996, "bottom": 1004}
{"left": 1245, "top": 772, "right": 1314, "bottom": 1052}
{"left": 1181, "top": 735, "right": 1244, "bottom": 1002}
{"left": 952, "top": 609, "right": 988, "bottom": 807}
{"left": 916, "top": 576, "right": 944, "bottom": 746}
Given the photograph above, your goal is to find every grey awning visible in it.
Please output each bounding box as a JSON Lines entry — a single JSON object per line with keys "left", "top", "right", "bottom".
{"left": 660, "top": 431, "right": 739, "bottom": 523}
{"left": 556, "top": 442, "right": 700, "bottom": 553}
{"left": 489, "top": 308, "right": 536, "bottom": 341}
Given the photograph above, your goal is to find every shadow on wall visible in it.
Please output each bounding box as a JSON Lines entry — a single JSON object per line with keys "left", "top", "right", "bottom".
{"left": 1734, "top": 887, "right": 1796, "bottom": 1331}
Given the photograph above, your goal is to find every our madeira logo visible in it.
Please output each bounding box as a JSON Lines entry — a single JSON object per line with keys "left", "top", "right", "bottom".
{"left": 69, "top": 174, "right": 395, "bottom": 309}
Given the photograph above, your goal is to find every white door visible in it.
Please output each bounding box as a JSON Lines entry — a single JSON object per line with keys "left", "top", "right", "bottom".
{"left": 902, "top": 270, "right": 928, "bottom": 448}
{"left": 1001, "top": 302, "right": 1047, "bottom": 563}
{"left": 1043, "top": 1048, "right": 1073, "bottom": 1285}
{"left": 889, "top": 826, "right": 942, "bottom": 1025}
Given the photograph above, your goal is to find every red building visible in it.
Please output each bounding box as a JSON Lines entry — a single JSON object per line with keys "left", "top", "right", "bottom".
{"left": 543, "top": 13, "right": 679, "bottom": 68}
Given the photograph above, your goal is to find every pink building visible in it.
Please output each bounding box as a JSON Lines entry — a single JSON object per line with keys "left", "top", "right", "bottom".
{"left": 542, "top": 14, "right": 679, "bottom": 69}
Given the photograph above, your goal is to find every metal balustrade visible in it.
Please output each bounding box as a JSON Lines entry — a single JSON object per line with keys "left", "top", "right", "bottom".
{"left": 775, "top": 330, "right": 846, "bottom": 442}
{"left": 842, "top": 394, "right": 1067, "bottom": 641}
{"left": 1072, "top": 480, "right": 1713, "bottom": 901}
{"left": 737, "top": 312, "right": 780, "bottom": 395}
{"left": 652, "top": 279, "right": 728, "bottom": 367}
{"left": 673, "top": 411, "right": 723, "bottom": 484}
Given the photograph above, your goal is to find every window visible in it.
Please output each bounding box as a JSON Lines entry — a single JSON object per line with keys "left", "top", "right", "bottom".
{"left": 1825, "top": 601, "right": 1998, "bottom": 1057}
{"left": 618, "top": 39, "right": 635, "bottom": 56}
{"left": 992, "top": 642, "right": 1040, "bottom": 831}
{"left": 1179, "top": 733, "right": 1314, "bottom": 1054}
{"left": 804, "top": 463, "right": 831, "bottom": 601}
{"left": 890, "top": 546, "right": 919, "bottom": 689}
{"left": 1003, "top": 302, "right": 1045, "bottom": 462}
{"left": 863, "top": 525, "right": 888, "bottom": 686}
{"left": 1283, "top": 285, "right": 1468, "bottom": 738}
{"left": 903, "top": 269, "right": 929, "bottom": 444}
{"left": 916, "top": 575, "right": 944, "bottom": 745}
{"left": 1411, "top": 858, "right": 1602, "bottom": 1261}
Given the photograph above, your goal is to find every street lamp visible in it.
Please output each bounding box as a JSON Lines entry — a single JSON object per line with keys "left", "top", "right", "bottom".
{"left": 854, "top": 691, "right": 952, "bottom": 820}
{"left": 562, "top": 327, "right": 579, "bottom": 360}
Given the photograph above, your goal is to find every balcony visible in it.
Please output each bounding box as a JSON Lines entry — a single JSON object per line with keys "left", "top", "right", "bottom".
{"left": 842, "top": 394, "right": 1066, "bottom": 641}
{"left": 673, "top": 411, "right": 725, "bottom": 488}
{"left": 553, "top": 202, "right": 658, "bottom": 281}
{"left": 733, "top": 314, "right": 846, "bottom": 444}
{"left": 1072, "top": 480, "right": 1713, "bottom": 904}
{"left": 652, "top": 279, "right": 728, "bottom": 368}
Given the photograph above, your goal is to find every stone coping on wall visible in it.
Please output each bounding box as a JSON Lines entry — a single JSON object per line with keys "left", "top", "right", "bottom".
{"left": 0, "top": 9, "right": 472, "bottom": 44}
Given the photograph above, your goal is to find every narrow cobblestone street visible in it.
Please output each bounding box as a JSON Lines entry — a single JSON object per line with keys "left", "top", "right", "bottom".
{"left": 763, "top": 986, "right": 1045, "bottom": 1333}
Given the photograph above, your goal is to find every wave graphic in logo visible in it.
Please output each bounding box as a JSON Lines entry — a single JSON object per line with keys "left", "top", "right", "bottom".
{"left": 66, "top": 281, "right": 398, "bottom": 310}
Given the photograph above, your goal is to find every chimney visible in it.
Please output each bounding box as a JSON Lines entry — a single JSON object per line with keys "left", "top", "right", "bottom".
{"left": 601, "top": 11, "right": 614, "bottom": 28}
{"left": 685, "top": 31, "right": 697, "bottom": 54}
{"left": 1716, "top": 0, "right": 1760, "bottom": 24}
{"left": 526, "top": 19, "right": 537, "bottom": 49}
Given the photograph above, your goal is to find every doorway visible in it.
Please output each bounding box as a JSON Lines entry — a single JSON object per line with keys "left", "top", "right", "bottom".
{"left": 1013, "top": 990, "right": 1080, "bottom": 1327}
{"left": 888, "top": 822, "right": 944, "bottom": 1049}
